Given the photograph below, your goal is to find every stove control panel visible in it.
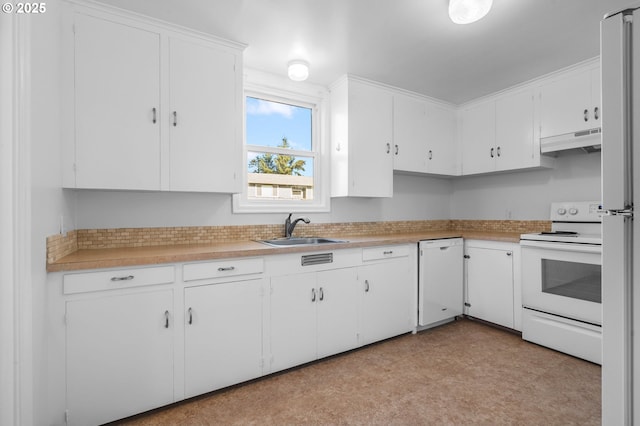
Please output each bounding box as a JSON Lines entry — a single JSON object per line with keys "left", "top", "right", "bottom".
{"left": 550, "top": 201, "right": 602, "bottom": 222}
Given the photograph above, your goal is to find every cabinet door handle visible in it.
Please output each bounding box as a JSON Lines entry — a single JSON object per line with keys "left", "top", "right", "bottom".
{"left": 428, "top": 150, "right": 433, "bottom": 160}
{"left": 364, "top": 280, "right": 370, "bottom": 292}
{"left": 164, "top": 310, "right": 170, "bottom": 328}
{"left": 173, "top": 111, "right": 178, "bottom": 127}
{"left": 490, "top": 148, "right": 494, "bottom": 158}
{"left": 594, "top": 106, "right": 599, "bottom": 120}
{"left": 319, "top": 287, "right": 324, "bottom": 301}
{"left": 386, "top": 143, "right": 391, "bottom": 154}
{"left": 506, "top": 252, "right": 512, "bottom": 256}
{"left": 152, "top": 107, "right": 157, "bottom": 124}
{"left": 188, "top": 307, "right": 193, "bottom": 325}
{"left": 217, "top": 266, "right": 235, "bottom": 272}
{"left": 395, "top": 144, "right": 399, "bottom": 155}
{"left": 496, "top": 146, "right": 501, "bottom": 157}
{"left": 110, "top": 275, "right": 134, "bottom": 282}
{"left": 584, "top": 108, "right": 589, "bottom": 122}
{"left": 311, "top": 288, "right": 316, "bottom": 302}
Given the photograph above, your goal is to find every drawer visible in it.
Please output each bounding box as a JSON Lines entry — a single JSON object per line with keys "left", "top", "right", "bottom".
{"left": 183, "top": 257, "right": 264, "bottom": 282}
{"left": 64, "top": 266, "right": 175, "bottom": 295}
{"left": 362, "top": 244, "right": 411, "bottom": 261}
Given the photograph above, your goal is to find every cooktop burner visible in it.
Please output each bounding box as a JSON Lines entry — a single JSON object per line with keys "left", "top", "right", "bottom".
{"left": 539, "top": 231, "right": 578, "bottom": 235}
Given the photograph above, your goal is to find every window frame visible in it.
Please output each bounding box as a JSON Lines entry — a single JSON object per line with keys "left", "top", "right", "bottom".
{"left": 233, "top": 75, "right": 330, "bottom": 213}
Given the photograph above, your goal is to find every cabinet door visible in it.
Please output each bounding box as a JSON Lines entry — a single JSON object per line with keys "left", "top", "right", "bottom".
{"left": 495, "top": 89, "right": 535, "bottom": 171}
{"left": 540, "top": 68, "right": 593, "bottom": 138}
{"left": 168, "top": 37, "right": 241, "bottom": 192}
{"left": 393, "top": 94, "right": 428, "bottom": 173}
{"left": 316, "top": 268, "right": 359, "bottom": 358}
{"left": 461, "top": 101, "right": 496, "bottom": 175}
{"left": 184, "top": 279, "right": 263, "bottom": 398}
{"left": 465, "top": 247, "right": 514, "bottom": 329}
{"left": 74, "top": 14, "right": 161, "bottom": 190}
{"left": 425, "top": 103, "right": 457, "bottom": 175}
{"left": 66, "top": 290, "right": 173, "bottom": 426}
{"left": 590, "top": 66, "right": 601, "bottom": 127}
{"left": 269, "top": 273, "right": 317, "bottom": 372}
{"left": 349, "top": 81, "right": 394, "bottom": 197}
{"left": 419, "top": 241, "right": 463, "bottom": 326}
{"left": 360, "top": 259, "right": 412, "bottom": 345}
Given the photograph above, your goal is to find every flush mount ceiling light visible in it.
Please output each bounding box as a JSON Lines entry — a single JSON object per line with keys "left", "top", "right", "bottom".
{"left": 288, "top": 60, "right": 310, "bottom": 81}
{"left": 448, "top": 0, "right": 493, "bottom": 24}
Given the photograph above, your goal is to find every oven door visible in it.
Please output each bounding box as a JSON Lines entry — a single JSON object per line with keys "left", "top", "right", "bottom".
{"left": 521, "top": 240, "right": 602, "bottom": 325}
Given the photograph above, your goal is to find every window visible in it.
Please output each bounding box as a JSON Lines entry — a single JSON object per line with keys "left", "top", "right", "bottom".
{"left": 233, "top": 79, "right": 329, "bottom": 213}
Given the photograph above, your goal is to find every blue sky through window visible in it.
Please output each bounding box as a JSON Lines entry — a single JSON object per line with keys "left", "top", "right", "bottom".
{"left": 246, "top": 96, "right": 313, "bottom": 176}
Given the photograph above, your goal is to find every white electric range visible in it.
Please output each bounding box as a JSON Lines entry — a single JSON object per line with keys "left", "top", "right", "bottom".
{"left": 520, "top": 201, "right": 603, "bottom": 364}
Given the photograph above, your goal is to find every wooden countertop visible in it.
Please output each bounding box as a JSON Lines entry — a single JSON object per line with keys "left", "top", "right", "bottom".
{"left": 47, "top": 231, "right": 522, "bottom": 272}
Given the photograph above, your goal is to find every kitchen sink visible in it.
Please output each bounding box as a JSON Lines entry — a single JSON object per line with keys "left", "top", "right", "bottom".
{"left": 258, "top": 237, "right": 348, "bottom": 247}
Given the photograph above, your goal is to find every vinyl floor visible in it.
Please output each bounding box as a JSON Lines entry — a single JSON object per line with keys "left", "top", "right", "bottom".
{"left": 115, "top": 318, "right": 601, "bottom": 425}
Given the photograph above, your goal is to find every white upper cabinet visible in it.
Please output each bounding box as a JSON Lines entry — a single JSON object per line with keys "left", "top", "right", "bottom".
{"left": 539, "top": 63, "right": 601, "bottom": 139}
{"left": 73, "top": 14, "right": 161, "bottom": 190}
{"left": 461, "top": 88, "right": 550, "bottom": 175}
{"left": 393, "top": 94, "right": 458, "bottom": 175}
{"left": 65, "top": 6, "right": 244, "bottom": 192}
{"left": 461, "top": 101, "right": 496, "bottom": 175}
{"left": 393, "top": 93, "right": 428, "bottom": 174}
{"left": 168, "top": 37, "right": 241, "bottom": 192}
{"left": 495, "top": 89, "right": 538, "bottom": 171}
{"left": 425, "top": 102, "right": 458, "bottom": 175}
{"left": 331, "top": 77, "right": 394, "bottom": 197}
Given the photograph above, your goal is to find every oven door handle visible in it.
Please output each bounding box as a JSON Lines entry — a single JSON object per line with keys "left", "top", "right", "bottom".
{"left": 520, "top": 240, "right": 601, "bottom": 254}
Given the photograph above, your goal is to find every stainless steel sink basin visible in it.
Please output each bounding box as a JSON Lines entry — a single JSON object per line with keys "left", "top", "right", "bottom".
{"left": 258, "top": 237, "right": 348, "bottom": 247}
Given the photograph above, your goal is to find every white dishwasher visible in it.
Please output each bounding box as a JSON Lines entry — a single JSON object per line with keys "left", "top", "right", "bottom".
{"left": 418, "top": 238, "right": 464, "bottom": 327}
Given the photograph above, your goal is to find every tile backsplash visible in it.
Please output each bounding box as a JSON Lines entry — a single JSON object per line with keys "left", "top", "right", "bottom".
{"left": 46, "top": 219, "right": 550, "bottom": 264}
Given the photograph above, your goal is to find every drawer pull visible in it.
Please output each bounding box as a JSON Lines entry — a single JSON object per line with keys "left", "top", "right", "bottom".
{"left": 110, "top": 275, "right": 134, "bottom": 282}
{"left": 383, "top": 251, "right": 393, "bottom": 255}
{"left": 217, "top": 266, "right": 235, "bottom": 272}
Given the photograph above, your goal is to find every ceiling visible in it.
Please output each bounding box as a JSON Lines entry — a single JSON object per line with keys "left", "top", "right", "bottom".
{"left": 97, "top": 0, "right": 631, "bottom": 104}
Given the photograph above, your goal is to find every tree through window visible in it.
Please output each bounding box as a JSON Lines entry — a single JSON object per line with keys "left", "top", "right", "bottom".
{"left": 245, "top": 96, "right": 315, "bottom": 201}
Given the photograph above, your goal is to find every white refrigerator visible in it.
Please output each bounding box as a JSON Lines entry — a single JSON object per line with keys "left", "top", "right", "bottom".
{"left": 601, "top": 4, "right": 640, "bottom": 424}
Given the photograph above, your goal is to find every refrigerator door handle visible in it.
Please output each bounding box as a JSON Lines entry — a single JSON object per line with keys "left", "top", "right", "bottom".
{"left": 605, "top": 207, "right": 634, "bottom": 218}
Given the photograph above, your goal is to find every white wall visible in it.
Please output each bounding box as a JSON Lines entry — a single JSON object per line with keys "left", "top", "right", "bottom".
{"left": 29, "top": 2, "right": 75, "bottom": 424}
{"left": 450, "top": 153, "right": 601, "bottom": 220}
{"left": 72, "top": 173, "right": 452, "bottom": 229}
{"left": 72, "top": 153, "right": 600, "bottom": 229}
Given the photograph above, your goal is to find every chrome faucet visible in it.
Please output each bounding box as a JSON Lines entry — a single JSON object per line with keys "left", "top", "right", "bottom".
{"left": 285, "top": 213, "right": 310, "bottom": 238}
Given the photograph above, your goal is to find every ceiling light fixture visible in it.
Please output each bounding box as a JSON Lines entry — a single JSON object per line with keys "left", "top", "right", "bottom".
{"left": 287, "top": 60, "right": 310, "bottom": 82}
{"left": 448, "top": 0, "right": 493, "bottom": 24}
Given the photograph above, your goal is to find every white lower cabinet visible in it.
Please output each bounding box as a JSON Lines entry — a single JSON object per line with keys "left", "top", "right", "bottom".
{"left": 184, "top": 278, "right": 264, "bottom": 398}
{"left": 464, "top": 240, "right": 521, "bottom": 330}
{"left": 66, "top": 289, "right": 174, "bottom": 426}
{"left": 359, "top": 259, "right": 413, "bottom": 345}
{"left": 58, "top": 244, "right": 416, "bottom": 424}
{"left": 269, "top": 268, "right": 359, "bottom": 373}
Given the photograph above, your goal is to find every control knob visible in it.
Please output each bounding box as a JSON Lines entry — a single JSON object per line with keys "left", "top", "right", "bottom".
{"left": 557, "top": 208, "right": 567, "bottom": 215}
{"left": 569, "top": 208, "right": 578, "bottom": 215}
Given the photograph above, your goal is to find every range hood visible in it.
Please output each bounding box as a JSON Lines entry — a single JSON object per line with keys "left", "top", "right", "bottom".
{"left": 540, "top": 127, "right": 602, "bottom": 155}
